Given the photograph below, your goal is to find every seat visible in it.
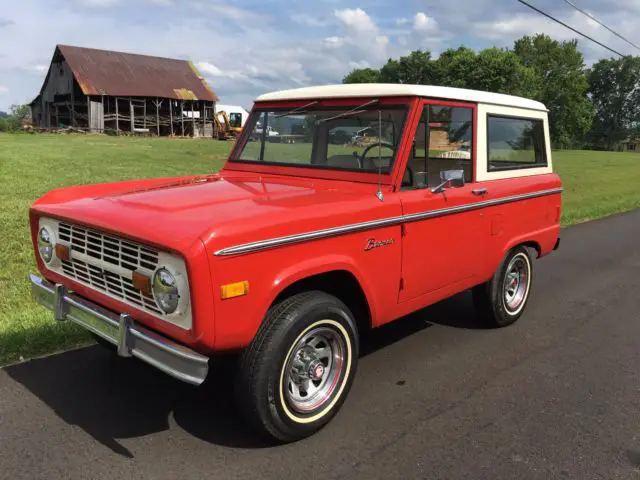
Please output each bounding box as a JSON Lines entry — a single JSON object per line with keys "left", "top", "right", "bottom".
{"left": 402, "top": 156, "right": 472, "bottom": 189}
{"left": 326, "top": 155, "right": 360, "bottom": 169}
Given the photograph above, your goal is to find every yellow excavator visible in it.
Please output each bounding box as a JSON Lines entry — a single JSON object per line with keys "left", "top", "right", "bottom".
{"left": 214, "top": 111, "right": 241, "bottom": 140}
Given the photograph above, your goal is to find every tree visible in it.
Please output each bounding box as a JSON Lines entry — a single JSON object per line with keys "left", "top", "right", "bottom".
{"left": 435, "top": 47, "right": 542, "bottom": 98}
{"left": 339, "top": 37, "right": 623, "bottom": 149}
{"left": 588, "top": 56, "right": 640, "bottom": 150}
{"left": 343, "top": 48, "right": 540, "bottom": 99}
{"left": 514, "top": 34, "right": 593, "bottom": 149}
{"left": 343, "top": 67, "right": 381, "bottom": 84}
{"left": 9, "top": 104, "right": 31, "bottom": 120}
{"left": 1, "top": 103, "right": 32, "bottom": 131}
{"left": 433, "top": 47, "right": 477, "bottom": 88}
{"left": 379, "top": 50, "right": 438, "bottom": 84}
{"left": 590, "top": 57, "right": 640, "bottom": 149}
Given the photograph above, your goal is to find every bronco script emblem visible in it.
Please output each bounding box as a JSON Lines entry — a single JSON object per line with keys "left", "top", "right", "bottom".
{"left": 365, "top": 237, "right": 394, "bottom": 251}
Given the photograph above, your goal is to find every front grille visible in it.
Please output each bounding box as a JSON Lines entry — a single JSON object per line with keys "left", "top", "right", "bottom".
{"left": 57, "top": 222, "right": 163, "bottom": 316}
{"left": 58, "top": 222, "right": 159, "bottom": 272}
{"left": 60, "top": 258, "right": 162, "bottom": 314}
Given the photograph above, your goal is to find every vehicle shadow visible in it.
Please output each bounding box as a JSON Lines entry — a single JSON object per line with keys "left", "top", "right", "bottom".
{"left": 361, "top": 289, "right": 483, "bottom": 356}
{"left": 5, "top": 289, "right": 482, "bottom": 456}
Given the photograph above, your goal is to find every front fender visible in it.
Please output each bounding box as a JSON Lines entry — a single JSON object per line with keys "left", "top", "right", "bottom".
{"left": 210, "top": 253, "right": 379, "bottom": 350}
{"left": 268, "top": 254, "right": 378, "bottom": 322}
{"left": 209, "top": 223, "right": 402, "bottom": 351}
{"left": 209, "top": 244, "right": 398, "bottom": 351}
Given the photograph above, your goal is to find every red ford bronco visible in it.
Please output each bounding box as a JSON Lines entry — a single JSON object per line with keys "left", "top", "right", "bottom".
{"left": 30, "top": 84, "right": 562, "bottom": 442}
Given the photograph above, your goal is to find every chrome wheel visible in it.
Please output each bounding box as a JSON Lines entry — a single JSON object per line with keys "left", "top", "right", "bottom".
{"left": 283, "top": 326, "right": 346, "bottom": 414}
{"left": 503, "top": 253, "right": 530, "bottom": 314}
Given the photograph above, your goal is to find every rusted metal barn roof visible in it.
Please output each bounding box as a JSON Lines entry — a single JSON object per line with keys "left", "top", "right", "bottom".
{"left": 52, "top": 44, "right": 218, "bottom": 101}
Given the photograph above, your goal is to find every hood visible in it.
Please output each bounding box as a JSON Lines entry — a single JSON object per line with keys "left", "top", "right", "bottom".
{"left": 31, "top": 172, "right": 401, "bottom": 255}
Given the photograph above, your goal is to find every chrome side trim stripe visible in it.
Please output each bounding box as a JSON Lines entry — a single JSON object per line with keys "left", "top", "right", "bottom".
{"left": 402, "top": 188, "right": 563, "bottom": 223}
{"left": 214, "top": 187, "right": 563, "bottom": 257}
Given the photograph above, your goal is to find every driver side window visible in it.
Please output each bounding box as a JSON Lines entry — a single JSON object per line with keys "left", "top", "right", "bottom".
{"left": 403, "top": 104, "right": 473, "bottom": 189}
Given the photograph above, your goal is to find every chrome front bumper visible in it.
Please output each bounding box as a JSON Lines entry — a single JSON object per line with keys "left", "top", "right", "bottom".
{"left": 30, "top": 274, "right": 209, "bottom": 385}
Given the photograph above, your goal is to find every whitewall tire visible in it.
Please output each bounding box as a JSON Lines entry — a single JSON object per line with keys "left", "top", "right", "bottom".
{"left": 473, "top": 246, "right": 534, "bottom": 328}
{"left": 236, "top": 291, "right": 359, "bottom": 442}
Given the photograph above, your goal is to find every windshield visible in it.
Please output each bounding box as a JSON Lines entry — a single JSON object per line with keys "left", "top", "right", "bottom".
{"left": 232, "top": 106, "right": 408, "bottom": 174}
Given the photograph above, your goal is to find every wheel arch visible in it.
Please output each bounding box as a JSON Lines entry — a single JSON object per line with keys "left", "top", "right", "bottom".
{"left": 502, "top": 236, "right": 542, "bottom": 259}
{"left": 267, "top": 258, "right": 375, "bottom": 334}
{"left": 518, "top": 240, "right": 541, "bottom": 258}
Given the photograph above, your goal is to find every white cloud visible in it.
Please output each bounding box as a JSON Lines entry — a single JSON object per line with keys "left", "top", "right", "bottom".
{"left": 0, "top": 85, "right": 8, "bottom": 94}
{"left": 322, "top": 36, "right": 345, "bottom": 49}
{"left": 291, "top": 13, "right": 328, "bottom": 27}
{"left": 400, "top": 12, "right": 442, "bottom": 50}
{"left": 332, "top": 7, "right": 392, "bottom": 63}
{"left": 193, "top": 2, "right": 266, "bottom": 23}
{"left": 473, "top": 11, "right": 602, "bottom": 42}
{"left": 335, "top": 8, "right": 377, "bottom": 34}
{"left": 196, "top": 61, "right": 226, "bottom": 77}
{"left": 348, "top": 60, "right": 371, "bottom": 69}
{"left": 2, "top": 0, "right": 640, "bottom": 110}
{"left": 413, "top": 12, "right": 437, "bottom": 32}
{"left": 470, "top": 9, "right": 640, "bottom": 63}
{"left": 196, "top": 61, "right": 246, "bottom": 80}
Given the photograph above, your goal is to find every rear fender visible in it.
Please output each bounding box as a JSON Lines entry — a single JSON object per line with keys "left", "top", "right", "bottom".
{"left": 501, "top": 225, "right": 560, "bottom": 261}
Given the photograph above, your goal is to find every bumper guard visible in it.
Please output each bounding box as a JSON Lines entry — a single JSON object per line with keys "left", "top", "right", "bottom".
{"left": 30, "top": 274, "right": 209, "bottom": 385}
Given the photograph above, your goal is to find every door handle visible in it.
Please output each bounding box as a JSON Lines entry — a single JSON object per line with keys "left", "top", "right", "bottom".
{"left": 472, "top": 188, "right": 488, "bottom": 196}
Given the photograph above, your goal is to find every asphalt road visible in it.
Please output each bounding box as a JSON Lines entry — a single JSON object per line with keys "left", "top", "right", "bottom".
{"left": 1, "top": 210, "right": 640, "bottom": 480}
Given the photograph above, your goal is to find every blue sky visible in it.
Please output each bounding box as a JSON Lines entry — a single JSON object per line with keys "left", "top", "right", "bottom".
{"left": 0, "top": 0, "right": 639, "bottom": 110}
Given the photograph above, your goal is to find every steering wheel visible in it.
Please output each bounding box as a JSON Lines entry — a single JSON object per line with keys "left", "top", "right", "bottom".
{"left": 360, "top": 142, "right": 396, "bottom": 167}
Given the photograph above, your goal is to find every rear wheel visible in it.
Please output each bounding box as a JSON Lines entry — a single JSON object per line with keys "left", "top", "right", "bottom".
{"left": 473, "top": 246, "right": 533, "bottom": 327}
{"left": 236, "top": 291, "right": 359, "bottom": 443}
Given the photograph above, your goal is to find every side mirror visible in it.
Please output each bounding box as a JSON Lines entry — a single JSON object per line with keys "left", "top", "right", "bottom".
{"left": 431, "top": 169, "right": 465, "bottom": 193}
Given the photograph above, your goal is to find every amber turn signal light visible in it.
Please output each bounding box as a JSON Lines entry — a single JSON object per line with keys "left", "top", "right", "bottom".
{"left": 220, "top": 281, "right": 249, "bottom": 300}
{"left": 55, "top": 244, "right": 70, "bottom": 262}
{"left": 132, "top": 271, "right": 152, "bottom": 296}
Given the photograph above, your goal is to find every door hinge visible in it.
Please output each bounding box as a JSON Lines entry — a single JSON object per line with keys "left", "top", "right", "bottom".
{"left": 399, "top": 277, "right": 404, "bottom": 291}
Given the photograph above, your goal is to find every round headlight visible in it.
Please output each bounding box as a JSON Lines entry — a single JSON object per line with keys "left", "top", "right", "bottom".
{"left": 38, "top": 227, "right": 54, "bottom": 263}
{"left": 153, "top": 268, "right": 180, "bottom": 314}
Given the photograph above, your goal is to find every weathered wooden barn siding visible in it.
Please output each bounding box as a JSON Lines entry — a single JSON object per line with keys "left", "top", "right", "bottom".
{"left": 38, "top": 60, "right": 74, "bottom": 127}
{"left": 89, "top": 99, "right": 104, "bottom": 132}
{"left": 31, "top": 44, "right": 219, "bottom": 136}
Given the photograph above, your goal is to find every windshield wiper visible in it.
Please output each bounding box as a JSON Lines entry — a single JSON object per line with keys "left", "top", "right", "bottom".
{"left": 315, "top": 99, "right": 379, "bottom": 124}
{"left": 273, "top": 101, "right": 319, "bottom": 119}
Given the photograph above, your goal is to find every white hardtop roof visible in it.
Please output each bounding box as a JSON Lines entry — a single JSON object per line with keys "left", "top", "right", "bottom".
{"left": 256, "top": 84, "right": 547, "bottom": 111}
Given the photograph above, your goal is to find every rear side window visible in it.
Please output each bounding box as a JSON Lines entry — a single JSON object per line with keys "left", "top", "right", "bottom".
{"left": 487, "top": 115, "right": 546, "bottom": 171}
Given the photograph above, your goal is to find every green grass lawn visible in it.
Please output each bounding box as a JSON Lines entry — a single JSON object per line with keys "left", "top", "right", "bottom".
{"left": 0, "top": 134, "right": 228, "bottom": 366}
{"left": 1, "top": 134, "right": 639, "bottom": 366}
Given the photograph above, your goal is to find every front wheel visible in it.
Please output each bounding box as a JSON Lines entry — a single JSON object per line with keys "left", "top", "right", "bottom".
{"left": 473, "top": 246, "right": 533, "bottom": 328}
{"left": 236, "top": 291, "right": 359, "bottom": 442}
